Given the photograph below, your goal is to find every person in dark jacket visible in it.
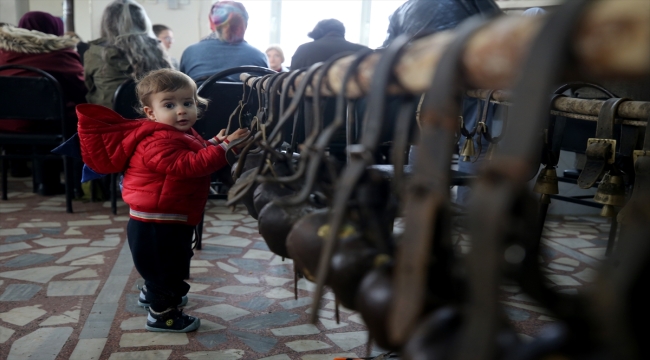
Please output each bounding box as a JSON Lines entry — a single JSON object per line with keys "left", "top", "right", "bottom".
{"left": 0, "top": 11, "right": 87, "bottom": 194}
{"left": 180, "top": 1, "right": 268, "bottom": 83}
{"left": 290, "top": 19, "right": 369, "bottom": 70}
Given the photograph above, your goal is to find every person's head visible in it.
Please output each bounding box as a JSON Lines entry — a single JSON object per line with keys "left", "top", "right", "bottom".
{"left": 153, "top": 24, "right": 173, "bottom": 50}
{"left": 265, "top": 45, "right": 284, "bottom": 71}
{"left": 209, "top": 1, "right": 248, "bottom": 44}
{"left": 137, "top": 69, "right": 208, "bottom": 132}
{"left": 18, "top": 11, "right": 64, "bottom": 36}
{"left": 100, "top": 0, "right": 169, "bottom": 78}
{"left": 308, "top": 19, "right": 345, "bottom": 40}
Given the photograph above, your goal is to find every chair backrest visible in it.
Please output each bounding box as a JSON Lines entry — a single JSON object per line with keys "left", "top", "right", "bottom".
{"left": 112, "top": 78, "right": 141, "bottom": 119}
{"left": 194, "top": 66, "right": 276, "bottom": 139}
{"left": 0, "top": 65, "right": 66, "bottom": 133}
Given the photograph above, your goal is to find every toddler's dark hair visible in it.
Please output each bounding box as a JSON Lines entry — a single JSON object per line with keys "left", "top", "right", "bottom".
{"left": 136, "top": 68, "right": 208, "bottom": 118}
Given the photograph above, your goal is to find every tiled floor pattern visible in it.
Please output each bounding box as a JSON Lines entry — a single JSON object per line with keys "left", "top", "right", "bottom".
{"left": 1, "top": 175, "right": 613, "bottom": 359}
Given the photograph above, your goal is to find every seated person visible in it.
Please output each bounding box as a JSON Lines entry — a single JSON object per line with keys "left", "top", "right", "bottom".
{"left": 153, "top": 24, "right": 179, "bottom": 69}
{"left": 180, "top": 1, "right": 268, "bottom": 83}
{"left": 266, "top": 45, "right": 288, "bottom": 72}
{"left": 0, "top": 11, "right": 87, "bottom": 194}
{"left": 85, "top": 0, "right": 170, "bottom": 109}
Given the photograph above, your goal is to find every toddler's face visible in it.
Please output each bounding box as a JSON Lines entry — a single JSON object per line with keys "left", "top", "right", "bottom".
{"left": 144, "top": 87, "right": 198, "bottom": 132}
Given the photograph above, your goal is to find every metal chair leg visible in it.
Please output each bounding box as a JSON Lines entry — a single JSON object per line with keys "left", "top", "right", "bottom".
{"left": 111, "top": 173, "right": 117, "bottom": 215}
{"left": 63, "top": 156, "right": 73, "bottom": 213}
{"left": 605, "top": 214, "right": 618, "bottom": 256}
{"left": 1, "top": 158, "right": 7, "bottom": 200}
{"left": 196, "top": 212, "right": 204, "bottom": 250}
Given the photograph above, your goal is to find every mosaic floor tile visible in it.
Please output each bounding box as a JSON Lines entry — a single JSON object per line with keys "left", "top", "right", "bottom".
{"left": 269, "top": 256, "right": 293, "bottom": 266}
{"left": 39, "top": 309, "right": 80, "bottom": 326}
{"left": 108, "top": 350, "right": 172, "bottom": 360}
{"left": 204, "top": 235, "right": 251, "bottom": 248}
{"left": 70, "top": 254, "right": 106, "bottom": 265}
{"left": 0, "top": 325, "right": 15, "bottom": 344}
{"left": 125, "top": 294, "right": 148, "bottom": 315}
{"left": 232, "top": 311, "right": 300, "bottom": 330}
{"left": 197, "top": 319, "right": 227, "bottom": 332}
{"left": 64, "top": 268, "right": 99, "bottom": 279}
{"left": 548, "top": 263, "right": 575, "bottom": 272}
{"left": 191, "top": 260, "right": 214, "bottom": 267}
{"left": 187, "top": 282, "right": 211, "bottom": 293}
{"left": 550, "top": 238, "right": 596, "bottom": 249}
{"left": 4, "top": 233, "right": 41, "bottom": 243}
{"left": 69, "top": 338, "right": 107, "bottom": 360}
{"left": 214, "top": 285, "right": 264, "bottom": 295}
{"left": 243, "top": 249, "right": 275, "bottom": 260}
{"left": 285, "top": 339, "right": 332, "bottom": 352}
{"left": 0, "top": 242, "right": 31, "bottom": 253}
{"left": 214, "top": 214, "right": 246, "bottom": 221}
{"left": 251, "top": 242, "right": 270, "bottom": 250}
{"left": 326, "top": 331, "right": 368, "bottom": 351}
{"left": 0, "top": 228, "right": 27, "bottom": 237}
{"left": 546, "top": 274, "right": 582, "bottom": 287}
{"left": 63, "top": 227, "right": 83, "bottom": 235}
{"left": 279, "top": 297, "right": 312, "bottom": 310}
{"left": 579, "top": 247, "right": 606, "bottom": 260}
{"left": 0, "top": 283, "right": 42, "bottom": 301}
{"left": 7, "top": 326, "right": 72, "bottom": 360}
{"left": 271, "top": 324, "right": 320, "bottom": 336}
{"left": 231, "top": 330, "right": 278, "bottom": 353}
{"left": 195, "top": 304, "right": 251, "bottom": 321}
{"left": 55, "top": 247, "right": 113, "bottom": 264}
{"left": 265, "top": 287, "right": 297, "bottom": 299}
{"left": 120, "top": 316, "right": 147, "bottom": 330}
{"left": 553, "top": 257, "right": 580, "bottom": 267}
{"left": 186, "top": 293, "right": 225, "bottom": 303}
{"left": 196, "top": 332, "right": 228, "bottom": 348}
{"left": 67, "top": 219, "right": 112, "bottom": 226}
{"left": 47, "top": 280, "right": 101, "bottom": 296}
{"left": 504, "top": 306, "right": 531, "bottom": 322}
{"left": 259, "top": 355, "right": 291, "bottom": 360}
{"left": 0, "top": 265, "right": 79, "bottom": 283}
{"left": 227, "top": 259, "right": 268, "bottom": 272}
{"left": 320, "top": 318, "right": 348, "bottom": 330}
{"left": 201, "top": 245, "right": 243, "bottom": 255}
{"left": 18, "top": 222, "right": 61, "bottom": 228}
{"left": 238, "top": 297, "right": 275, "bottom": 311}
{"left": 233, "top": 275, "right": 260, "bottom": 284}
{"left": 217, "top": 262, "right": 239, "bottom": 273}
{"left": 33, "top": 238, "right": 90, "bottom": 247}
{"left": 301, "top": 353, "right": 357, "bottom": 360}
{"left": 296, "top": 279, "right": 316, "bottom": 292}
{"left": 90, "top": 238, "right": 121, "bottom": 247}
{"left": 31, "top": 246, "right": 67, "bottom": 254}
{"left": 206, "top": 226, "right": 233, "bottom": 234}
{"left": 184, "top": 350, "right": 245, "bottom": 360}
{"left": 2, "top": 253, "right": 55, "bottom": 267}
{"left": 265, "top": 276, "right": 293, "bottom": 286}
{"left": 190, "top": 267, "right": 208, "bottom": 274}
{"left": 235, "top": 226, "right": 257, "bottom": 234}
{"left": 210, "top": 220, "right": 240, "bottom": 226}
{"left": 119, "top": 332, "right": 189, "bottom": 347}
{"left": 573, "top": 268, "right": 598, "bottom": 282}
{"left": 0, "top": 304, "right": 47, "bottom": 326}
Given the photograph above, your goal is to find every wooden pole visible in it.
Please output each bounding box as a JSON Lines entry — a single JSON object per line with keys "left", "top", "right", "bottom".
{"left": 241, "top": 0, "right": 649, "bottom": 99}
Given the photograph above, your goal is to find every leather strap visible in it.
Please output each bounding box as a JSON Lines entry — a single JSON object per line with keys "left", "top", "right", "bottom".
{"left": 577, "top": 98, "right": 627, "bottom": 189}
{"left": 389, "top": 15, "right": 493, "bottom": 345}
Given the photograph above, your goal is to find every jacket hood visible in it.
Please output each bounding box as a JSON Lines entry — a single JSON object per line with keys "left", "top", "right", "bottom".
{"left": 77, "top": 104, "right": 165, "bottom": 174}
{"left": 0, "top": 24, "right": 78, "bottom": 54}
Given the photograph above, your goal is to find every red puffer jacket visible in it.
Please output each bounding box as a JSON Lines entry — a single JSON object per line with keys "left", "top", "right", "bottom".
{"left": 77, "top": 104, "right": 229, "bottom": 225}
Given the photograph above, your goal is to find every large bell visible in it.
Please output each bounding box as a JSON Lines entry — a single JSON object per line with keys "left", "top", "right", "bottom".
{"left": 532, "top": 166, "right": 559, "bottom": 195}
{"left": 594, "top": 171, "right": 626, "bottom": 217}
{"left": 459, "top": 137, "right": 475, "bottom": 162}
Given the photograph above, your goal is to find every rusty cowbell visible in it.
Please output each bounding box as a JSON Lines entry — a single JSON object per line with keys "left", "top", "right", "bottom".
{"left": 460, "top": 137, "right": 475, "bottom": 162}
{"left": 594, "top": 171, "right": 626, "bottom": 217}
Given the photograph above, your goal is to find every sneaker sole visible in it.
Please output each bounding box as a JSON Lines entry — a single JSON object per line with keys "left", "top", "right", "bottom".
{"left": 138, "top": 296, "right": 189, "bottom": 309}
{"left": 145, "top": 318, "right": 200, "bottom": 333}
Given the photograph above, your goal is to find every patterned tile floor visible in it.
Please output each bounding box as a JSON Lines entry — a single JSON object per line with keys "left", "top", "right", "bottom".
{"left": 0, "top": 175, "right": 614, "bottom": 359}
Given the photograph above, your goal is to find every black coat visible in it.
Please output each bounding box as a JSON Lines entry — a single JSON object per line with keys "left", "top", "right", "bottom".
{"left": 290, "top": 32, "right": 369, "bottom": 70}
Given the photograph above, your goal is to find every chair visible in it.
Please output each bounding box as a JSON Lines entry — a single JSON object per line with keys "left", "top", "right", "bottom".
{"left": 194, "top": 66, "right": 276, "bottom": 249}
{"left": 0, "top": 65, "right": 74, "bottom": 213}
{"left": 106, "top": 78, "right": 141, "bottom": 215}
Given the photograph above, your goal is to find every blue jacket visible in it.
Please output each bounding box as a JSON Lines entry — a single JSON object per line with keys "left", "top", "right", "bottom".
{"left": 179, "top": 37, "right": 268, "bottom": 83}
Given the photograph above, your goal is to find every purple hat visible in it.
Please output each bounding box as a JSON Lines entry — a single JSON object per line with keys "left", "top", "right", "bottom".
{"left": 18, "top": 11, "right": 64, "bottom": 36}
{"left": 209, "top": 1, "right": 248, "bottom": 43}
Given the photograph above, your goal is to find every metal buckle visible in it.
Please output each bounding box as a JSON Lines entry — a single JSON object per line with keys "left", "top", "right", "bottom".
{"left": 587, "top": 138, "right": 616, "bottom": 164}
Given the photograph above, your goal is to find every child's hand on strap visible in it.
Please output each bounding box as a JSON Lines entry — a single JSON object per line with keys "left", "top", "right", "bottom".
{"left": 227, "top": 128, "right": 251, "bottom": 149}
{"left": 215, "top": 129, "right": 227, "bottom": 142}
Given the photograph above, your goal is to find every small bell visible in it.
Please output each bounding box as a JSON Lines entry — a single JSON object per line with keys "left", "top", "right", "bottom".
{"left": 533, "top": 166, "right": 559, "bottom": 195}
{"left": 460, "top": 137, "right": 475, "bottom": 162}
{"left": 594, "top": 171, "right": 626, "bottom": 217}
{"left": 486, "top": 142, "right": 497, "bottom": 160}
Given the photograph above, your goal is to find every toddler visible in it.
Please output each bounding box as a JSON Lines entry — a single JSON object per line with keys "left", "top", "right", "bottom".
{"left": 77, "top": 68, "right": 249, "bottom": 332}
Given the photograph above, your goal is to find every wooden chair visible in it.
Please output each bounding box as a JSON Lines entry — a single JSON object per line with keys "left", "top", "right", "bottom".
{"left": 0, "top": 65, "right": 74, "bottom": 213}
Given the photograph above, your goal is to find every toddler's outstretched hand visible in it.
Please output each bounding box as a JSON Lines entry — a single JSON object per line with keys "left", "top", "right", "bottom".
{"left": 216, "top": 129, "right": 227, "bottom": 142}
{"left": 227, "top": 128, "right": 251, "bottom": 148}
